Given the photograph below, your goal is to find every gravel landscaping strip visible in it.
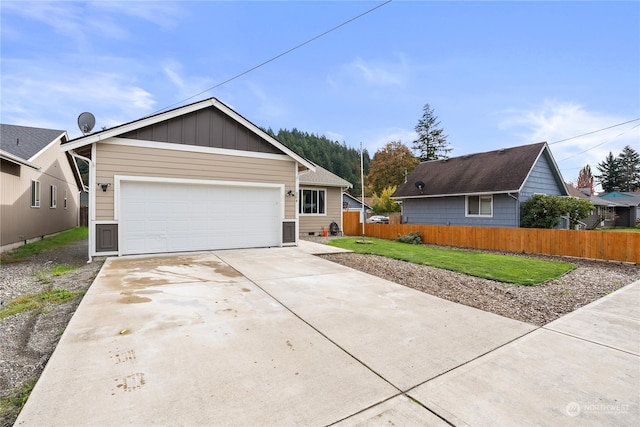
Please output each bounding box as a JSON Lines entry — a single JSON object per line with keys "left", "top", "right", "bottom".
{"left": 320, "top": 250, "right": 640, "bottom": 326}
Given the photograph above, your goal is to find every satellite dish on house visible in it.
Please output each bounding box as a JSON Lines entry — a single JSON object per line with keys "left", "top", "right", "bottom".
{"left": 77, "top": 112, "right": 96, "bottom": 135}
{"left": 415, "top": 180, "right": 425, "bottom": 194}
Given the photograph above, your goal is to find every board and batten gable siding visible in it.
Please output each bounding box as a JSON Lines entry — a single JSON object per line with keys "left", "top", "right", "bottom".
{"left": 402, "top": 194, "right": 518, "bottom": 227}
{"left": 1, "top": 140, "right": 79, "bottom": 247}
{"left": 520, "top": 151, "right": 566, "bottom": 201}
{"left": 94, "top": 142, "right": 297, "bottom": 221}
{"left": 119, "top": 107, "right": 283, "bottom": 155}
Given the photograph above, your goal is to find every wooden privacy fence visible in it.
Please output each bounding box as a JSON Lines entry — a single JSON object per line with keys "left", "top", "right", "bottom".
{"left": 342, "top": 211, "right": 640, "bottom": 264}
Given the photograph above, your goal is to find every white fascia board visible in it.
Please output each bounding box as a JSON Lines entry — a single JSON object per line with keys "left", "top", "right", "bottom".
{"left": 300, "top": 180, "right": 353, "bottom": 188}
{"left": 517, "top": 142, "right": 568, "bottom": 195}
{"left": 29, "top": 132, "right": 67, "bottom": 162}
{"left": 0, "top": 149, "right": 41, "bottom": 170}
{"left": 103, "top": 137, "right": 296, "bottom": 163}
{"left": 62, "top": 100, "right": 216, "bottom": 152}
{"left": 61, "top": 97, "right": 316, "bottom": 172}
{"left": 392, "top": 190, "right": 520, "bottom": 200}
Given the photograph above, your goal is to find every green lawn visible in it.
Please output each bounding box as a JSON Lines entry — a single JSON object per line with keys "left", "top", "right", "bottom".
{"left": 328, "top": 238, "right": 575, "bottom": 285}
{"left": 597, "top": 227, "right": 640, "bottom": 233}
{"left": 1, "top": 227, "right": 88, "bottom": 263}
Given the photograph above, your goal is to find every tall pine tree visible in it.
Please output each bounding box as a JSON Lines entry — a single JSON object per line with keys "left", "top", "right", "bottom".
{"left": 412, "top": 103, "right": 451, "bottom": 161}
{"left": 596, "top": 152, "right": 622, "bottom": 193}
{"left": 617, "top": 145, "right": 640, "bottom": 191}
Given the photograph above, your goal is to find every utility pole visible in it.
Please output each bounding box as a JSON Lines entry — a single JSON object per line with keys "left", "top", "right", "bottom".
{"left": 360, "top": 142, "right": 365, "bottom": 240}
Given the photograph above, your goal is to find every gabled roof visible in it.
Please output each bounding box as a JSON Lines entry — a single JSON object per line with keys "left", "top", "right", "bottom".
{"left": 61, "top": 97, "right": 314, "bottom": 171}
{"left": 393, "top": 142, "right": 567, "bottom": 198}
{"left": 0, "top": 124, "right": 66, "bottom": 161}
{"left": 343, "top": 192, "right": 371, "bottom": 209}
{"left": 566, "top": 183, "right": 588, "bottom": 199}
{"left": 564, "top": 183, "right": 624, "bottom": 207}
{"left": 300, "top": 162, "right": 352, "bottom": 188}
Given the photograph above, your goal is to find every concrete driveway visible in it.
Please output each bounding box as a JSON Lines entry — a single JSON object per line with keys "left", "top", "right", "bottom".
{"left": 15, "top": 242, "right": 639, "bottom": 426}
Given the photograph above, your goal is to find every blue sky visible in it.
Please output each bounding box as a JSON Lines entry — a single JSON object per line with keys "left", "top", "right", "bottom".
{"left": 2, "top": 1, "right": 639, "bottom": 190}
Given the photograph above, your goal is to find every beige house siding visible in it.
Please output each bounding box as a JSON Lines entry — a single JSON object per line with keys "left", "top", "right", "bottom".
{"left": 1, "top": 140, "right": 79, "bottom": 248}
{"left": 94, "top": 142, "right": 297, "bottom": 221}
{"left": 298, "top": 186, "right": 343, "bottom": 235}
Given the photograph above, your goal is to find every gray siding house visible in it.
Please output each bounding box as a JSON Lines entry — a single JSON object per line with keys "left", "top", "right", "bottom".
{"left": 342, "top": 192, "right": 371, "bottom": 212}
{"left": 393, "top": 142, "right": 569, "bottom": 227}
{"left": 1, "top": 124, "right": 81, "bottom": 251}
{"left": 599, "top": 192, "right": 640, "bottom": 227}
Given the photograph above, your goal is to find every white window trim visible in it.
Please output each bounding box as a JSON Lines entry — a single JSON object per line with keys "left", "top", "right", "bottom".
{"left": 465, "top": 194, "right": 493, "bottom": 217}
{"left": 31, "top": 180, "right": 41, "bottom": 208}
{"left": 50, "top": 185, "right": 57, "bottom": 208}
{"left": 299, "top": 187, "right": 327, "bottom": 216}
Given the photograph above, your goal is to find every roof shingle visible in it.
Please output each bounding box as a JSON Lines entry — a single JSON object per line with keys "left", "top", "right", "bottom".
{"left": 394, "top": 142, "right": 548, "bottom": 198}
{"left": 0, "top": 124, "right": 65, "bottom": 161}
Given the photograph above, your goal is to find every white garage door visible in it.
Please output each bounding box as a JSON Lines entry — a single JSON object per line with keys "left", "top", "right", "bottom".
{"left": 119, "top": 180, "right": 282, "bottom": 255}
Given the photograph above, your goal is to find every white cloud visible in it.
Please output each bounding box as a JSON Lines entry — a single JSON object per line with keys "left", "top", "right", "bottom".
{"left": 1, "top": 58, "right": 156, "bottom": 137}
{"left": 1, "top": 1, "right": 182, "bottom": 48}
{"left": 91, "top": 1, "right": 183, "bottom": 29}
{"left": 497, "top": 99, "right": 640, "bottom": 187}
{"left": 329, "top": 55, "right": 409, "bottom": 91}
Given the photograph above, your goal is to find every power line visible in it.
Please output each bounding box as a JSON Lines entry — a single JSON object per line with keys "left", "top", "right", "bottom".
{"left": 549, "top": 117, "right": 640, "bottom": 145}
{"left": 559, "top": 123, "right": 640, "bottom": 162}
{"left": 149, "top": 0, "right": 393, "bottom": 116}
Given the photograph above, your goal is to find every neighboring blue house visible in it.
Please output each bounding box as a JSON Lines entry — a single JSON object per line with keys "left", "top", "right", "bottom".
{"left": 598, "top": 191, "right": 640, "bottom": 227}
{"left": 342, "top": 192, "right": 371, "bottom": 212}
{"left": 392, "top": 142, "right": 569, "bottom": 228}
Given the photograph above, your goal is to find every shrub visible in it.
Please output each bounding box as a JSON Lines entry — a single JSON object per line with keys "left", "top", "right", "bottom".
{"left": 397, "top": 232, "right": 422, "bottom": 244}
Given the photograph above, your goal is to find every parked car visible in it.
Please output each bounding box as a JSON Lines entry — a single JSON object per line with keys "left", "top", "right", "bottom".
{"left": 369, "top": 215, "right": 389, "bottom": 224}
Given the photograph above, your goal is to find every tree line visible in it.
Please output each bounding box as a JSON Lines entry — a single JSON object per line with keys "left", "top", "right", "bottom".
{"left": 265, "top": 128, "right": 371, "bottom": 196}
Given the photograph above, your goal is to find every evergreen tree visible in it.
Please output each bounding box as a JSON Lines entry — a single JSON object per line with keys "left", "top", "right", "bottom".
{"left": 617, "top": 145, "right": 640, "bottom": 191}
{"left": 412, "top": 103, "right": 451, "bottom": 161}
{"left": 266, "top": 128, "right": 371, "bottom": 196}
{"left": 595, "top": 152, "right": 622, "bottom": 193}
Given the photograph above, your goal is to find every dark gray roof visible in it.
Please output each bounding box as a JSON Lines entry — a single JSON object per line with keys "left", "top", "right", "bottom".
{"left": 0, "top": 124, "right": 66, "bottom": 161}
{"left": 394, "top": 142, "right": 552, "bottom": 198}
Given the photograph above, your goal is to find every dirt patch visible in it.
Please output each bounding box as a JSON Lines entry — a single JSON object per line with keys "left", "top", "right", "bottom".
{"left": 0, "top": 240, "right": 104, "bottom": 427}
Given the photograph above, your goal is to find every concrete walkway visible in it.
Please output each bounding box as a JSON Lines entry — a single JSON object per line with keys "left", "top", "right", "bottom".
{"left": 15, "top": 242, "right": 639, "bottom": 426}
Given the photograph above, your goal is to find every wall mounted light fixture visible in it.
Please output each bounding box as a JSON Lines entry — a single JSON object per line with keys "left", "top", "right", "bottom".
{"left": 97, "top": 183, "right": 111, "bottom": 192}
{"left": 287, "top": 190, "right": 296, "bottom": 197}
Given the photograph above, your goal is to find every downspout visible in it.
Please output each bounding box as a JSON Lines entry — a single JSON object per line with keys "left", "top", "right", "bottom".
{"left": 70, "top": 150, "right": 94, "bottom": 263}
{"left": 508, "top": 192, "right": 519, "bottom": 227}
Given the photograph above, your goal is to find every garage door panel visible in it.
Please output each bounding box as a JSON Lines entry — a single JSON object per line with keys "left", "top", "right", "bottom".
{"left": 120, "top": 181, "right": 282, "bottom": 255}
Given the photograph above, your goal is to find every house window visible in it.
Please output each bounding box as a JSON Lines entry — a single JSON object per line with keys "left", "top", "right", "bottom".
{"left": 299, "top": 189, "right": 326, "bottom": 215}
{"left": 50, "top": 185, "right": 57, "bottom": 208}
{"left": 467, "top": 195, "right": 493, "bottom": 217}
{"left": 31, "top": 180, "right": 41, "bottom": 207}
{"left": 64, "top": 190, "right": 68, "bottom": 209}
